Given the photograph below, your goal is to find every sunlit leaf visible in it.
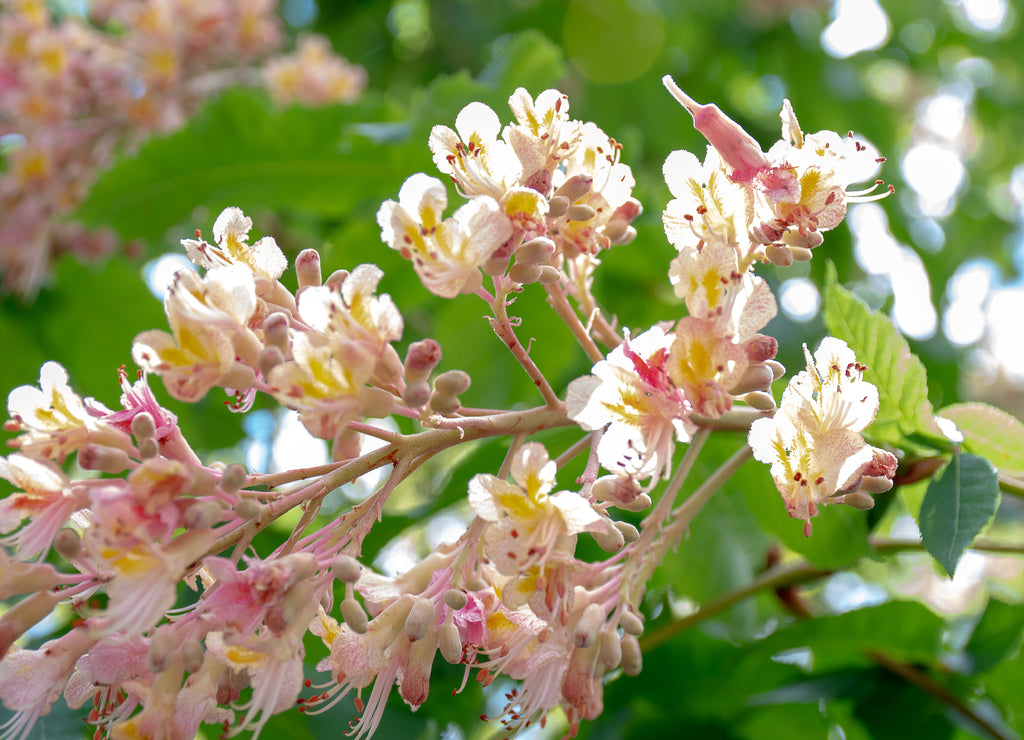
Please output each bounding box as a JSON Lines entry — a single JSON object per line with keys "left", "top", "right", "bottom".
{"left": 940, "top": 403, "right": 1024, "bottom": 477}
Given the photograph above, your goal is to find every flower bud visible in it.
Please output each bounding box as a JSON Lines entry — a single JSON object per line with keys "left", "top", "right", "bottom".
{"left": 443, "top": 589, "right": 468, "bottom": 611}
{"left": 138, "top": 437, "right": 160, "bottom": 460}
{"left": 404, "top": 339, "right": 442, "bottom": 383}
{"left": 514, "top": 237, "right": 557, "bottom": 265}
{"left": 181, "top": 639, "right": 204, "bottom": 673}
{"left": 439, "top": 620, "right": 463, "bottom": 664}
{"left": 79, "top": 444, "right": 132, "bottom": 474}
{"left": 567, "top": 204, "right": 596, "bottom": 222}
{"left": 258, "top": 345, "right": 284, "bottom": 377}
{"left": 509, "top": 262, "right": 541, "bottom": 285}
{"left": 403, "top": 379, "right": 432, "bottom": 408}
{"left": 590, "top": 523, "right": 625, "bottom": 553}
{"left": 547, "top": 195, "right": 570, "bottom": 219}
{"left": 219, "top": 363, "right": 255, "bottom": 390}
{"left": 361, "top": 387, "right": 394, "bottom": 418}
{"left": 184, "top": 499, "right": 222, "bottom": 529}
{"left": 554, "top": 174, "right": 593, "bottom": 203}
{"left": 599, "top": 627, "right": 622, "bottom": 671}
{"left": 130, "top": 412, "right": 157, "bottom": 442}
{"left": 53, "top": 528, "right": 81, "bottom": 560}
{"left": 483, "top": 254, "right": 511, "bottom": 276}
{"left": 331, "top": 554, "right": 362, "bottom": 583}
{"left": 220, "top": 463, "right": 247, "bottom": 494}
{"left": 429, "top": 392, "right": 461, "bottom": 415}
{"left": 861, "top": 475, "right": 894, "bottom": 494}
{"left": 263, "top": 312, "right": 290, "bottom": 351}
{"left": 325, "top": 269, "right": 349, "bottom": 291}
{"left": 573, "top": 603, "right": 606, "bottom": 648}
{"left": 537, "top": 265, "right": 562, "bottom": 285}
{"left": 405, "top": 597, "right": 436, "bottom": 642}
{"left": 790, "top": 246, "right": 813, "bottom": 262}
{"left": 235, "top": 497, "right": 263, "bottom": 521}
{"left": 615, "top": 521, "right": 640, "bottom": 543}
{"left": 280, "top": 552, "right": 320, "bottom": 585}
{"left": 730, "top": 364, "right": 776, "bottom": 395}
{"left": 619, "top": 610, "right": 644, "bottom": 636}
{"left": 743, "top": 391, "right": 777, "bottom": 411}
{"left": 592, "top": 475, "right": 650, "bottom": 511}
{"left": 783, "top": 227, "right": 824, "bottom": 249}
{"left": 620, "top": 634, "right": 642, "bottom": 676}
{"left": 765, "top": 360, "right": 786, "bottom": 380}
{"left": 341, "top": 595, "right": 369, "bottom": 634}
{"left": 148, "top": 628, "right": 178, "bottom": 673}
{"left": 765, "top": 243, "right": 794, "bottom": 267}
{"left": 296, "top": 249, "right": 322, "bottom": 288}
{"left": 433, "top": 370, "right": 471, "bottom": 396}
{"left": 837, "top": 491, "right": 875, "bottom": 510}
{"left": 373, "top": 345, "right": 404, "bottom": 387}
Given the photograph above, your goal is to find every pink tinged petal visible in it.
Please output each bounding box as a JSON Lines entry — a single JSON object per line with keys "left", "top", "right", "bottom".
{"left": 732, "top": 275, "right": 779, "bottom": 338}
{"left": 428, "top": 125, "right": 462, "bottom": 175}
{"left": 398, "top": 173, "right": 448, "bottom": 226}
{"left": 468, "top": 474, "right": 508, "bottom": 521}
{"left": 780, "top": 99, "right": 804, "bottom": 147}
{"left": 510, "top": 442, "right": 556, "bottom": 496}
{"left": 566, "top": 376, "right": 602, "bottom": 430}
{"left": 548, "top": 491, "right": 603, "bottom": 534}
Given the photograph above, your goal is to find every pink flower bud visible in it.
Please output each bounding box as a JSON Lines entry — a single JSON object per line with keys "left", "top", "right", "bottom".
{"left": 79, "top": 444, "right": 131, "bottom": 474}
{"left": 439, "top": 620, "right": 462, "bottom": 664}
{"left": 743, "top": 391, "right": 777, "bottom": 412}
{"left": 599, "top": 628, "right": 622, "bottom": 671}
{"left": 53, "top": 529, "right": 81, "bottom": 560}
{"left": 258, "top": 345, "right": 284, "bottom": 377}
{"left": 235, "top": 497, "right": 263, "bottom": 521}
{"left": 373, "top": 345, "right": 404, "bottom": 387}
{"left": 615, "top": 521, "right": 639, "bottom": 543}
{"left": 443, "top": 589, "right": 467, "bottom": 611}
{"left": 766, "top": 244, "right": 795, "bottom": 267}
{"left": 514, "top": 237, "right": 557, "bottom": 265}
{"left": 554, "top": 173, "right": 593, "bottom": 203}
{"left": 341, "top": 595, "right": 368, "bottom": 634}
{"left": 263, "top": 312, "right": 290, "bottom": 351}
{"left": 620, "top": 634, "right": 642, "bottom": 676}
{"left": 567, "top": 203, "right": 596, "bottom": 222}
{"left": 361, "top": 387, "right": 395, "bottom": 418}
{"left": 590, "top": 523, "right": 625, "bottom": 553}
{"left": 429, "top": 392, "right": 461, "bottom": 415}
{"left": 181, "top": 639, "right": 204, "bottom": 673}
{"left": 138, "top": 437, "right": 160, "bottom": 459}
{"left": 404, "top": 597, "right": 436, "bottom": 642}
{"left": 619, "top": 610, "right": 644, "bottom": 636}
{"left": 433, "top": 370, "right": 471, "bottom": 396}
{"left": 295, "top": 248, "right": 322, "bottom": 288}
{"left": 547, "top": 195, "right": 570, "bottom": 219}
{"left": 184, "top": 499, "right": 222, "bottom": 529}
{"left": 537, "top": 266, "right": 562, "bottom": 284}
{"left": 509, "top": 262, "right": 541, "bottom": 285}
{"left": 331, "top": 554, "right": 362, "bottom": 583}
{"left": 403, "top": 379, "right": 432, "bottom": 408}
{"left": 404, "top": 339, "right": 442, "bottom": 383}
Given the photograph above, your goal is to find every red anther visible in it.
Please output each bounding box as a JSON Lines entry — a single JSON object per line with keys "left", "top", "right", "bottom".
{"left": 815, "top": 476, "right": 825, "bottom": 485}
{"left": 876, "top": 156, "right": 887, "bottom": 162}
{"left": 194, "top": 229, "right": 201, "bottom": 238}
{"left": 355, "top": 697, "right": 364, "bottom": 713}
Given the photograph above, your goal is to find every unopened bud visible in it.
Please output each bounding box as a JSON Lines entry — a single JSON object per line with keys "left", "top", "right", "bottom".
{"left": 440, "top": 620, "right": 463, "bottom": 663}
{"left": 324, "top": 269, "right": 349, "bottom": 291}
{"left": 790, "top": 246, "right": 813, "bottom": 262}
{"left": 619, "top": 610, "right": 644, "bottom": 636}
{"left": 403, "top": 379, "right": 432, "bottom": 408}
{"left": 404, "top": 339, "right": 442, "bottom": 383}
{"left": 280, "top": 552, "right": 319, "bottom": 585}
{"left": 443, "top": 589, "right": 468, "bottom": 611}
{"left": 567, "top": 203, "right": 596, "bottom": 222}
{"left": 138, "top": 437, "right": 160, "bottom": 459}
{"left": 743, "top": 391, "right": 777, "bottom": 411}
{"left": 593, "top": 475, "right": 650, "bottom": 511}
{"left": 547, "top": 195, "right": 570, "bottom": 219}
{"left": 79, "top": 444, "right": 132, "bottom": 474}
{"left": 268, "top": 581, "right": 316, "bottom": 633}
{"left": 405, "top": 597, "right": 436, "bottom": 642}
{"left": 53, "top": 529, "right": 81, "bottom": 560}
{"left": 332, "top": 427, "right": 362, "bottom": 462}
{"left": 331, "top": 554, "right": 362, "bottom": 583}
{"left": 514, "top": 237, "right": 557, "bottom": 265}
{"left": 573, "top": 603, "right": 605, "bottom": 648}
{"left": 373, "top": 345, "right": 404, "bottom": 387}
{"left": 591, "top": 523, "right": 625, "bottom": 553}
{"left": 509, "top": 262, "right": 541, "bottom": 284}
{"left": 148, "top": 628, "right": 178, "bottom": 673}
{"left": 599, "top": 628, "right": 622, "bottom": 671}
{"left": 235, "top": 497, "right": 263, "bottom": 521}
{"left": 130, "top": 412, "right": 157, "bottom": 442}
{"left": 181, "top": 639, "right": 204, "bottom": 673}
{"left": 765, "top": 243, "right": 793, "bottom": 267}
{"left": 784, "top": 227, "right": 823, "bottom": 249}
{"left": 429, "top": 392, "right": 460, "bottom": 415}
{"left": 765, "top": 360, "right": 786, "bottom": 380}
{"left": 258, "top": 346, "right": 284, "bottom": 377}
{"left": 554, "top": 173, "right": 593, "bottom": 203}
{"left": 483, "top": 254, "right": 511, "bottom": 276}
{"left": 219, "top": 363, "right": 255, "bottom": 390}
{"left": 731, "top": 364, "right": 775, "bottom": 395}
{"left": 860, "top": 475, "right": 894, "bottom": 494}
{"left": 361, "top": 387, "right": 394, "bottom": 418}
{"left": 341, "top": 596, "right": 368, "bottom": 634}
{"left": 296, "top": 249, "right": 322, "bottom": 288}
{"left": 838, "top": 491, "right": 876, "bottom": 510}
{"left": 184, "top": 499, "right": 222, "bottom": 529}
{"left": 434, "top": 370, "right": 471, "bottom": 396}
{"left": 220, "top": 463, "right": 247, "bottom": 494}
{"left": 620, "top": 634, "right": 642, "bottom": 676}
{"left": 615, "top": 521, "right": 640, "bottom": 543}
{"left": 263, "top": 312, "right": 290, "bottom": 351}
{"left": 537, "top": 265, "right": 562, "bottom": 284}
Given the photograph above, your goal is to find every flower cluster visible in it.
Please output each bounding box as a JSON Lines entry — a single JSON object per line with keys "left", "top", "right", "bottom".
{"left": 0, "top": 0, "right": 365, "bottom": 297}
{"left": 0, "top": 79, "right": 900, "bottom": 740}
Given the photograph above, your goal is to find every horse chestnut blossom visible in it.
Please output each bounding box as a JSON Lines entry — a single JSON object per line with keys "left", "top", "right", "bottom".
{"left": 0, "top": 77, "right": 918, "bottom": 740}
{"left": 748, "top": 338, "right": 899, "bottom": 535}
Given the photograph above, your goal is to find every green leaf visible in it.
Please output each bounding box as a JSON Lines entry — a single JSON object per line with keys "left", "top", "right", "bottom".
{"left": 964, "top": 598, "right": 1024, "bottom": 674}
{"left": 918, "top": 452, "right": 1000, "bottom": 576}
{"left": 822, "top": 264, "right": 937, "bottom": 451}
{"left": 939, "top": 402, "right": 1024, "bottom": 477}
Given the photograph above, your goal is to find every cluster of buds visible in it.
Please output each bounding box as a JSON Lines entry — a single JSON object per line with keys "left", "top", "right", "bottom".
{"left": 0, "top": 79, "right": 900, "bottom": 739}
{"left": 0, "top": 0, "right": 365, "bottom": 297}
